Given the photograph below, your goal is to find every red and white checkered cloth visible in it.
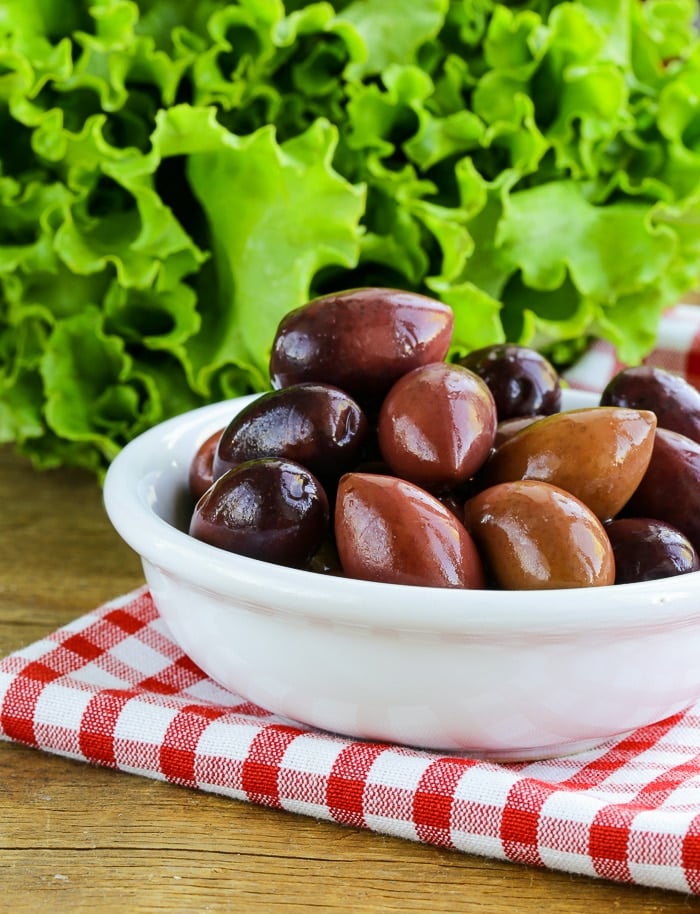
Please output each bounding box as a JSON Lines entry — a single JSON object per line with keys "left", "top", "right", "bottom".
{"left": 3, "top": 304, "right": 700, "bottom": 896}
{"left": 562, "top": 303, "right": 700, "bottom": 392}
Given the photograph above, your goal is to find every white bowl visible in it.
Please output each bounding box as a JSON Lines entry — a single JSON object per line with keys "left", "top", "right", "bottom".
{"left": 103, "top": 389, "right": 700, "bottom": 760}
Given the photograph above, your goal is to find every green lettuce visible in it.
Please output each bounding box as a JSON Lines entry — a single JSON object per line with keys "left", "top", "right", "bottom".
{"left": 1, "top": 0, "right": 700, "bottom": 476}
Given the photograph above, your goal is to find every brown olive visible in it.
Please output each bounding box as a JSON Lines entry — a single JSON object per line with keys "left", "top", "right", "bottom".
{"left": 335, "top": 472, "right": 485, "bottom": 588}
{"left": 377, "top": 362, "right": 497, "bottom": 491}
{"left": 269, "top": 287, "right": 453, "bottom": 405}
{"left": 482, "top": 406, "right": 657, "bottom": 521}
{"left": 464, "top": 480, "right": 615, "bottom": 590}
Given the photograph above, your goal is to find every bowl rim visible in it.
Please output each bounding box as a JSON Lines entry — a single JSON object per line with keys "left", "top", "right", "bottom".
{"left": 103, "top": 389, "right": 700, "bottom": 637}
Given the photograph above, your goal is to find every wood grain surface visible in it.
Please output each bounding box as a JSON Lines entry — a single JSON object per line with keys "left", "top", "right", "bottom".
{"left": 2, "top": 444, "right": 700, "bottom": 913}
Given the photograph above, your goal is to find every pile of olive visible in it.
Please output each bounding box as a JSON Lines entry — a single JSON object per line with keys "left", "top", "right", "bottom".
{"left": 187, "top": 287, "right": 700, "bottom": 590}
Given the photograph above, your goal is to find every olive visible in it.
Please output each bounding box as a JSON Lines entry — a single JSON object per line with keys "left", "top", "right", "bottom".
{"left": 464, "top": 480, "right": 615, "bottom": 590}
{"left": 483, "top": 406, "right": 657, "bottom": 521}
{"left": 377, "top": 362, "right": 497, "bottom": 491}
{"left": 624, "top": 427, "right": 700, "bottom": 552}
{"left": 188, "top": 427, "right": 224, "bottom": 501}
{"left": 189, "top": 458, "right": 329, "bottom": 568}
{"left": 269, "top": 287, "right": 453, "bottom": 404}
{"left": 183, "top": 286, "right": 700, "bottom": 590}
{"left": 601, "top": 365, "right": 700, "bottom": 444}
{"left": 456, "top": 344, "right": 561, "bottom": 421}
{"left": 604, "top": 517, "right": 700, "bottom": 584}
{"left": 213, "top": 383, "right": 367, "bottom": 483}
{"left": 335, "top": 473, "right": 485, "bottom": 588}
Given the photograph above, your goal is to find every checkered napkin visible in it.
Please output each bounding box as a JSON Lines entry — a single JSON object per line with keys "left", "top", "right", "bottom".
{"left": 3, "top": 304, "right": 700, "bottom": 896}
{"left": 3, "top": 587, "right": 700, "bottom": 894}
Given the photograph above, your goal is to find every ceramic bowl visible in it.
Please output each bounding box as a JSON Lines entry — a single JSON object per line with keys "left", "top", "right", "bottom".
{"left": 103, "top": 389, "right": 700, "bottom": 760}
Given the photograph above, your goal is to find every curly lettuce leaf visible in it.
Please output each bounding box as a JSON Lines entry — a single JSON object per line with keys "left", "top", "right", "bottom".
{"left": 41, "top": 306, "right": 150, "bottom": 461}
{"left": 151, "top": 105, "right": 365, "bottom": 389}
{"left": 336, "top": 0, "right": 449, "bottom": 79}
{"left": 2, "top": 0, "right": 700, "bottom": 477}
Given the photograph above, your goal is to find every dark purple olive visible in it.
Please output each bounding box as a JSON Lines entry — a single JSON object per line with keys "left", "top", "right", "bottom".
{"left": 624, "top": 427, "right": 700, "bottom": 552}
{"left": 456, "top": 344, "right": 561, "bottom": 421}
{"left": 189, "top": 458, "right": 329, "bottom": 568}
{"left": 604, "top": 517, "right": 700, "bottom": 584}
{"left": 269, "top": 287, "right": 453, "bottom": 405}
{"left": 377, "top": 362, "right": 497, "bottom": 491}
{"left": 213, "top": 383, "right": 367, "bottom": 482}
{"left": 189, "top": 428, "right": 224, "bottom": 501}
{"left": 601, "top": 365, "right": 700, "bottom": 444}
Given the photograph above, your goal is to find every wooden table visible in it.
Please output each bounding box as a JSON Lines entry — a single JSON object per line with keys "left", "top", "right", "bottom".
{"left": 2, "top": 445, "right": 699, "bottom": 914}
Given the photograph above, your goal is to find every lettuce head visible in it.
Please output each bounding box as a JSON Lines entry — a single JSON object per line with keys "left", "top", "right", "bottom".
{"left": 2, "top": 0, "right": 700, "bottom": 476}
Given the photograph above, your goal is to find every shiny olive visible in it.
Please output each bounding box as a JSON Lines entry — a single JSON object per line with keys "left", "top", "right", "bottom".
{"left": 335, "top": 473, "right": 485, "bottom": 588}
{"left": 189, "top": 458, "right": 329, "bottom": 568}
{"left": 483, "top": 406, "right": 657, "bottom": 521}
{"left": 213, "top": 383, "right": 367, "bottom": 482}
{"left": 464, "top": 480, "right": 615, "bottom": 590}
{"left": 377, "top": 362, "right": 497, "bottom": 491}
{"left": 604, "top": 517, "right": 700, "bottom": 584}
{"left": 601, "top": 365, "right": 700, "bottom": 444}
{"left": 456, "top": 344, "right": 561, "bottom": 421}
{"left": 624, "top": 428, "right": 700, "bottom": 552}
{"left": 188, "top": 427, "right": 224, "bottom": 501}
{"left": 269, "top": 287, "right": 453, "bottom": 404}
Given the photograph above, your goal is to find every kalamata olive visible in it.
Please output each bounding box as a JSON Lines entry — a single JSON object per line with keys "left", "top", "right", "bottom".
{"left": 464, "top": 480, "right": 615, "bottom": 590}
{"left": 189, "top": 458, "right": 329, "bottom": 568}
{"left": 189, "top": 427, "right": 224, "bottom": 501}
{"left": 456, "top": 344, "right": 561, "bottom": 420}
{"left": 601, "top": 365, "right": 700, "bottom": 444}
{"left": 483, "top": 406, "right": 657, "bottom": 521}
{"left": 269, "top": 287, "right": 454, "bottom": 404}
{"left": 604, "top": 517, "right": 700, "bottom": 584}
{"left": 213, "top": 383, "right": 367, "bottom": 482}
{"left": 377, "top": 362, "right": 497, "bottom": 491}
{"left": 624, "top": 428, "right": 700, "bottom": 552}
{"left": 335, "top": 473, "right": 485, "bottom": 588}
